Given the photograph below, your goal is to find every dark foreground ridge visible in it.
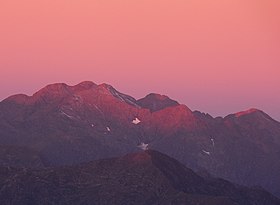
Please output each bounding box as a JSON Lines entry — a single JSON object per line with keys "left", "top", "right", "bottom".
{"left": 1, "top": 81, "right": 280, "bottom": 198}
{"left": 0, "top": 150, "right": 279, "bottom": 205}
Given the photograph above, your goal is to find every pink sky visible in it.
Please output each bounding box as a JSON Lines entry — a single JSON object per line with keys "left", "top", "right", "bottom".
{"left": 0, "top": 0, "right": 280, "bottom": 120}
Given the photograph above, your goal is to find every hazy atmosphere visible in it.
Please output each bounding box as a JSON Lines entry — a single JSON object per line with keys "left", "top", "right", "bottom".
{"left": 1, "top": 0, "right": 279, "bottom": 120}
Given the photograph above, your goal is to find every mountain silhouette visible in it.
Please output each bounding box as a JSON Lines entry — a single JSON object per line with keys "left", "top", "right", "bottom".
{"left": 0, "top": 150, "right": 279, "bottom": 205}
{"left": 1, "top": 81, "right": 280, "bottom": 197}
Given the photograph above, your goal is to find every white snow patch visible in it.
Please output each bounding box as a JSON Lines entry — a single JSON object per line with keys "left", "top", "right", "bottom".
{"left": 202, "top": 150, "right": 211, "bottom": 155}
{"left": 108, "top": 87, "right": 141, "bottom": 108}
{"left": 125, "top": 98, "right": 141, "bottom": 108}
{"left": 138, "top": 142, "right": 149, "bottom": 151}
{"left": 109, "top": 88, "right": 125, "bottom": 102}
{"left": 60, "top": 110, "right": 75, "bottom": 119}
{"left": 211, "top": 138, "right": 215, "bottom": 147}
{"left": 132, "top": 117, "right": 141, "bottom": 125}
{"left": 106, "top": 127, "right": 111, "bottom": 132}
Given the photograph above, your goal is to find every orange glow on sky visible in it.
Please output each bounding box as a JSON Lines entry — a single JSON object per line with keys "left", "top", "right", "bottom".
{"left": 0, "top": 0, "right": 280, "bottom": 119}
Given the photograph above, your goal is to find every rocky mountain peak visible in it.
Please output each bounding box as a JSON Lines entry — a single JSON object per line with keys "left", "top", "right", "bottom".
{"left": 72, "top": 81, "right": 97, "bottom": 91}
{"left": 137, "top": 93, "right": 179, "bottom": 112}
{"left": 234, "top": 108, "right": 263, "bottom": 118}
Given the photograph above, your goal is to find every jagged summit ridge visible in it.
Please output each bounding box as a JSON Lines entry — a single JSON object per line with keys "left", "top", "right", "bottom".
{"left": 3, "top": 81, "right": 275, "bottom": 122}
{"left": 2, "top": 81, "right": 278, "bottom": 122}
{"left": 2, "top": 81, "right": 182, "bottom": 112}
{"left": 1, "top": 81, "right": 280, "bottom": 197}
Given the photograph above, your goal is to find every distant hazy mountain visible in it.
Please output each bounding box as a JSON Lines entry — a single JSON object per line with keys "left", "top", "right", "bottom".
{"left": 1, "top": 81, "right": 280, "bottom": 197}
{"left": 0, "top": 150, "right": 279, "bottom": 205}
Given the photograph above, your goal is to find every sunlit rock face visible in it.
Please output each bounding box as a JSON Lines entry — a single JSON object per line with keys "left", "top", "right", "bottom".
{"left": 1, "top": 81, "right": 280, "bottom": 197}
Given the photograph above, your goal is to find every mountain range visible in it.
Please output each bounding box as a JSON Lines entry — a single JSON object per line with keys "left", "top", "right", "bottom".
{"left": 0, "top": 81, "right": 280, "bottom": 199}
{"left": 1, "top": 150, "right": 279, "bottom": 205}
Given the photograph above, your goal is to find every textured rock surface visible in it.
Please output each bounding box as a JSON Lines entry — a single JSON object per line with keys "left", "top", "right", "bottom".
{"left": 1, "top": 81, "right": 280, "bottom": 197}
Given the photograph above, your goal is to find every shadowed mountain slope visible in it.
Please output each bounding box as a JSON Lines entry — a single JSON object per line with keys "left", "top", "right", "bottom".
{"left": 1, "top": 81, "right": 280, "bottom": 197}
{"left": 0, "top": 150, "right": 279, "bottom": 205}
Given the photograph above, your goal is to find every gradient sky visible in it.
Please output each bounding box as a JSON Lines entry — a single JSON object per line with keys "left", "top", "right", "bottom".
{"left": 0, "top": 0, "right": 280, "bottom": 120}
